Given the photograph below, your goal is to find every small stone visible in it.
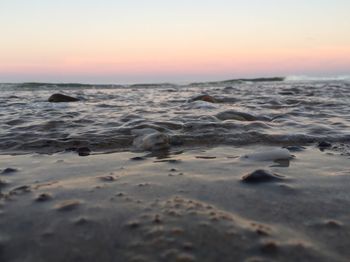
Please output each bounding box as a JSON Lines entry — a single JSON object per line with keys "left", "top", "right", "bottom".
{"left": 126, "top": 220, "right": 141, "bottom": 229}
{"left": 153, "top": 214, "right": 162, "bottom": 224}
{"left": 195, "top": 156, "right": 217, "bottom": 159}
{"left": 154, "top": 159, "right": 181, "bottom": 164}
{"left": 74, "top": 217, "right": 89, "bottom": 225}
{"left": 97, "top": 175, "right": 117, "bottom": 182}
{"left": 191, "top": 94, "right": 218, "bottom": 103}
{"left": 1, "top": 168, "right": 18, "bottom": 175}
{"left": 325, "top": 220, "right": 343, "bottom": 228}
{"left": 48, "top": 93, "right": 80, "bottom": 102}
{"left": 241, "top": 169, "right": 284, "bottom": 183}
{"left": 256, "top": 229, "right": 269, "bottom": 236}
{"left": 318, "top": 141, "right": 332, "bottom": 148}
{"left": 55, "top": 200, "right": 81, "bottom": 211}
{"left": 35, "top": 193, "right": 52, "bottom": 202}
{"left": 283, "top": 146, "right": 306, "bottom": 152}
{"left": 176, "top": 253, "right": 196, "bottom": 262}
{"left": 77, "top": 147, "right": 91, "bottom": 156}
{"left": 130, "top": 156, "right": 146, "bottom": 161}
{"left": 261, "top": 241, "right": 279, "bottom": 253}
{"left": 216, "top": 110, "right": 259, "bottom": 121}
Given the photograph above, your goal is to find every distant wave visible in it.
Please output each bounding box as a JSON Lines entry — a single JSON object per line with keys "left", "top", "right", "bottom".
{"left": 286, "top": 75, "right": 350, "bottom": 82}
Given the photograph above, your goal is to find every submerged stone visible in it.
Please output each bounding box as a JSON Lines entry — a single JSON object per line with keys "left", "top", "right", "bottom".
{"left": 48, "top": 93, "right": 80, "bottom": 102}
{"left": 241, "top": 169, "right": 284, "bottom": 183}
{"left": 133, "top": 131, "right": 169, "bottom": 151}
{"left": 216, "top": 110, "right": 260, "bottom": 121}
{"left": 190, "top": 94, "right": 218, "bottom": 103}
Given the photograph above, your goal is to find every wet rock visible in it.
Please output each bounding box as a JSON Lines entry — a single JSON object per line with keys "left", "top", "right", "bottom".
{"left": 195, "top": 156, "right": 216, "bottom": 159}
{"left": 55, "top": 200, "right": 81, "bottom": 211}
{"left": 190, "top": 94, "right": 218, "bottom": 103}
{"left": 97, "top": 175, "right": 118, "bottom": 182}
{"left": 48, "top": 93, "right": 80, "bottom": 102}
{"left": 130, "top": 156, "right": 146, "bottom": 161}
{"left": 318, "top": 141, "right": 332, "bottom": 149}
{"left": 279, "top": 91, "right": 295, "bottom": 95}
{"left": 261, "top": 240, "right": 279, "bottom": 253}
{"left": 154, "top": 159, "right": 181, "bottom": 164}
{"left": 77, "top": 147, "right": 91, "bottom": 156}
{"left": 241, "top": 169, "right": 284, "bottom": 183}
{"left": 325, "top": 220, "right": 343, "bottom": 228}
{"left": 186, "top": 100, "right": 218, "bottom": 109}
{"left": 74, "top": 217, "right": 89, "bottom": 226}
{"left": 126, "top": 220, "right": 141, "bottom": 229}
{"left": 1, "top": 168, "right": 18, "bottom": 175}
{"left": 35, "top": 193, "right": 52, "bottom": 202}
{"left": 216, "top": 110, "right": 262, "bottom": 121}
{"left": 283, "top": 145, "right": 306, "bottom": 152}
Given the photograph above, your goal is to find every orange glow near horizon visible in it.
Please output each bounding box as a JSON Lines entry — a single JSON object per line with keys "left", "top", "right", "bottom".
{"left": 1, "top": 46, "right": 349, "bottom": 77}
{"left": 1, "top": 1, "right": 349, "bottom": 82}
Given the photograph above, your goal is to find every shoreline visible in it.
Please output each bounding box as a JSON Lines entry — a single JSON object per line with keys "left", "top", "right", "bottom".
{"left": 1, "top": 145, "right": 350, "bottom": 261}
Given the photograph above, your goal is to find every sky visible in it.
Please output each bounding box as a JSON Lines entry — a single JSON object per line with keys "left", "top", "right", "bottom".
{"left": 0, "top": 0, "right": 349, "bottom": 83}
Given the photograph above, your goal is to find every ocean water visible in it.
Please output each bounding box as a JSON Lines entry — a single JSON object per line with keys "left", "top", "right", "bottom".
{"left": 0, "top": 79, "right": 349, "bottom": 154}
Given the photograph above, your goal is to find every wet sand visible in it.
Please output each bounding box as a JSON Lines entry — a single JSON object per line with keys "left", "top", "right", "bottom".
{"left": 1, "top": 145, "right": 350, "bottom": 261}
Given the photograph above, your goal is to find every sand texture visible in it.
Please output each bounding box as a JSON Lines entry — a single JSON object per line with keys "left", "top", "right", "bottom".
{"left": 1, "top": 146, "right": 350, "bottom": 261}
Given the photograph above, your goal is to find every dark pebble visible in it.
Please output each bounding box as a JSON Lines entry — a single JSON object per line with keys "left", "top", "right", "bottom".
{"left": 77, "top": 147, "right": 91, "bottom": 156}
{"left": 283, "top": 146, "right": 306, "bottom": 152}
{"left": 97, "top": 175, "right": 117, "bottom": 182}
{"left": 318, "top": 141, "right": 332, "bottom": 148}
{"left": 261, "top": 241, "right": 279, "bottom": 253}
{"left": 126, "top": 220, "right": 141, "bottom": 229}
{"left": 190, "top": 94, "right": 218, "bottom": 103}
{"left": 74, "top": 217, "right": 89, "bottom": 225}
{"left": 195, "top": 156, "right": 217, "bottom": 159}
{"left": 154, "top": 159, "right": 181, "bottom": 164}
{"left": 65, "top": 147, "right": 91, "bottom": 156}
{"left": 130, "top": 156, "right": 146, "bottom": 161}
{"left": 279, "top": 91, "right": 295, "bottom": 95}
{"left": 35, "top": 193, "right": 52, "bottom": 202}
{"left": 1, "top": 168, "right": 18, "bottom": 175}
{"left": 241, "top": 169, "right": 284, "bottom": 183}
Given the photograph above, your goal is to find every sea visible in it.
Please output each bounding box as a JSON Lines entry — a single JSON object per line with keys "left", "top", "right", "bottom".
{"left": 0, "top": 77, "right": 349, "bottom": 155}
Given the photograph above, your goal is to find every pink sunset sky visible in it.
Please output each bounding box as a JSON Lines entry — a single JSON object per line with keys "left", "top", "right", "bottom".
{"left": 0, "top": 0, "right": 349, "bottom": 83}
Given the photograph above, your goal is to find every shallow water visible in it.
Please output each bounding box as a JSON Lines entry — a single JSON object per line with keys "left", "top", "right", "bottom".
{"left": 0, "top": 80, "right": 349, "bottom": 154}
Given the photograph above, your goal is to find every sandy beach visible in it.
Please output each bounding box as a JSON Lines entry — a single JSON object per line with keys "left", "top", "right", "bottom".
{"left": 1, "top": 144, "right": 350, "bottom": 261}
